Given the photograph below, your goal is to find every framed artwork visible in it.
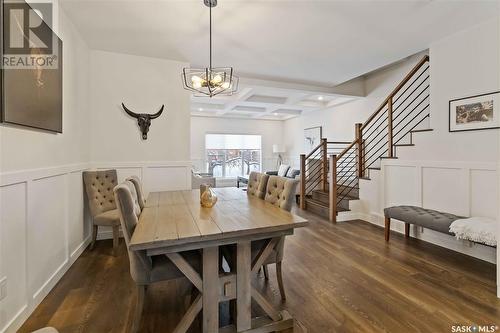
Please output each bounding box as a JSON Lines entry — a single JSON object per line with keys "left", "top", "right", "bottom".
{"left": 1, "top": 0, "right": 63, "bottom": 133}
{"left": 304, "top": 126, "right": 322, "bottom": 153}
{"left": 449, "top": 91, "right": 500, "bottom": 132}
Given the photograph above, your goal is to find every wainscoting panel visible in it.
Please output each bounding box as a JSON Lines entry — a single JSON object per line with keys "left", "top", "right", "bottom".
{"left": 370, "top": 160, "right": 498, "bottom": 263}
{"left": 422, "top": 167, "right": 467, "bottom": 216}
{"left": 28, "top": 175, "right": 68, "bottom": 303}
{"left": 470, "top": 169, "right": 498, "bottom": 219}
{"left": 384, "top": 165, "right": 419, "bottom": 207}
{"left": 0, "top": 164, "right": 91, "bottom": 333}
{"left": 0, "top": 183, "right": 27, "bottom": 333}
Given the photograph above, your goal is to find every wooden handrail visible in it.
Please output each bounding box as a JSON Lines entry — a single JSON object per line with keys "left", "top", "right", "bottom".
{"left": 337, "top": 139, "right": 358, "bottom": 160}
{"left": 360, "top": 55, "right": 429, "bottom": 131}
{"left": 304, "top": 140, "right": 324, "bottom": 160}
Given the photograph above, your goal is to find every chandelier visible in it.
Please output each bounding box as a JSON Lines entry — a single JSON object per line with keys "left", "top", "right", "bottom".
{"left": 182, "top": 0, "right": 239, "bottom": 97}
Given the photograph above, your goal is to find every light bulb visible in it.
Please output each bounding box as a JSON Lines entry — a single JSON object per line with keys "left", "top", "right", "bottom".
{"left": 191, "top": 75, "right": 202, "bottom": 83}
{"left": 221, "top": 82, "right": 230, "bottom": 89}
{"left": 193, "top": 81, "right": 202, "bottom": 89}
{"left": 212, "top": 74, "right": 222, "bottom": 84}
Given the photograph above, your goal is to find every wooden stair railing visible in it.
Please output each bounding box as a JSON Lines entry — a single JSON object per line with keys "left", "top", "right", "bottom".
{"left": 301, "top": 55, "right": 431, "bottom": 223}
{"left": 299, "top": 139, "right": 350, "bottom": 209}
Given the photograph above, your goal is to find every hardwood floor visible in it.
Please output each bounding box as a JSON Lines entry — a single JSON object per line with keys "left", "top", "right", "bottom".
{"left": 20, "top": 209, "right": 499, "bottom": 333}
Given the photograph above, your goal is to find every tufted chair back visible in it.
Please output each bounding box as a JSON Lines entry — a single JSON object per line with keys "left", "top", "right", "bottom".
{"left": 126, "top": 176, "right": 146, "bottom": 209}
{"left": 264, "top": 176, "right": 299, "bottom": 212}
{"left": 114, "top": 183, "right": 152, "bottom": 284}
{"left": 83, "top": 170, "right": 118, "bottom": 218}
{"left": 247, "top": 172, "right": 269, "bottom": 199}
{"left": 124, "top": 180, "right": 142, "bottom": 216}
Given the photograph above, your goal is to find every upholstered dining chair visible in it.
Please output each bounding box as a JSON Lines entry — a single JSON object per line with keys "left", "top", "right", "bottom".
{"left": 126, "top": 176, "right": 146, "bottom": 209}
{"left": 83, "top": 169, "right": 121, "bottom": 255}
{"left": 246, "top": 171, "right": 270, "bottom": 199}
{"left": 255, "top": 175, "right": 299, "bottom": 300}
{"left": 114, "top": 181, "right": 201, "bottom": 333}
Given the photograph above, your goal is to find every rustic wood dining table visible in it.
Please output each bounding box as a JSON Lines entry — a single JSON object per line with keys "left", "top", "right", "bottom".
{"left": 129, "top": 187, "right": 308, "bottom": 333}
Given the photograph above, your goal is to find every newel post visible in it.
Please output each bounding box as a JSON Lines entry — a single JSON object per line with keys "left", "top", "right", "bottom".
{"left": 355, "top": 123, "right": 363, "bottom": 178}
{"left": 329, "top": 154, "right": 337, "bottom": 223}
{"left": 321, "top": 138, "right": 328, "bottom": 191}
{"left": 387, "top": 97, "right": 394, "bottom": 158}
{"left": 300, "top": 154, "right": 306, "bottom": 209}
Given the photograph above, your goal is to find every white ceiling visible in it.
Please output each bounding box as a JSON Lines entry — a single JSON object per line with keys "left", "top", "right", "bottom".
{"left": 60, "top": 0, "right": 499, "bottom": 87}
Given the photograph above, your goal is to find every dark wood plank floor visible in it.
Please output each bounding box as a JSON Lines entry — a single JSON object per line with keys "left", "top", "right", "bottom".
{"left": 20, "top": 208, "right": 499, "bottom": 333}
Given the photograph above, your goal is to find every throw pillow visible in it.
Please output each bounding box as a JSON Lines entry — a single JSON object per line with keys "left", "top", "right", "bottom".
{"left": 277, "top": 164, "right": 290, "bottom": 177}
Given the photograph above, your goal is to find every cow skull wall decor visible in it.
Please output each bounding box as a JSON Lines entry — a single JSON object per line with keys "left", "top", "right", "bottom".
{"left": 121, "top": 103, "right": 164, "bottom": 140}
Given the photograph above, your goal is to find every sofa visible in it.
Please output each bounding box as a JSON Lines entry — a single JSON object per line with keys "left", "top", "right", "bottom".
{"left": 191, "top": 169, "right": 216, "bottom": 189}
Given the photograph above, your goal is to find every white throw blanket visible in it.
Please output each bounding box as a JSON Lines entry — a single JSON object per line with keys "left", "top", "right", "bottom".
{"left": 449, "top": 217, "right": 497, "bottom": 247}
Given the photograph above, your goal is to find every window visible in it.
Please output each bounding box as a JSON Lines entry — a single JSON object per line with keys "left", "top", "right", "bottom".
{"left": 205, "top": 134, "right": 262, "bottom": 178}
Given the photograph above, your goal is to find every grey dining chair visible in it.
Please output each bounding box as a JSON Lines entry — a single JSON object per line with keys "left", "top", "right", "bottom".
{"left": 114, "top": 181, "right": 201, "bottom": 333}
{"left": 83, "top": 169, "right": 121, "bottom": 255}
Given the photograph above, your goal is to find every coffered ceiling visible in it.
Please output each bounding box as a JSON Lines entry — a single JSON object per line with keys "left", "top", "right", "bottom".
{"left": 190, "top": 84, "right": 358, "bottom": 121}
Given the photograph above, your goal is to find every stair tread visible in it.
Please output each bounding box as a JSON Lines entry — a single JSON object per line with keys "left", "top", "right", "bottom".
{"left": 411, "top": 128, "right": 433, "bottom": 133}
{"left": 305, "top": 198, "right": 328, "bottom": 207}
{"left": 359, "top": 177, "right": 371, "bottom": 181}
{"left": 394, "top": 144, "right": 415, "bottom": 147}
{"left": 368, "top": 167, "right": 381, "bottom": 170}
{"left": 338, "top": 194, "right": 359, "bottom": 200}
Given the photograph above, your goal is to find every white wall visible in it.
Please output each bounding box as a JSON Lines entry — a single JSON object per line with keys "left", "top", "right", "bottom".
{"left": 0, "top": 5, "right": 92, "bottom": 333}
{"left": 191, "top": 116, "right": 284, "bottom": 185}
{"left": 397, "top": 17, "right": 499, "bottom": 162}
{"left": 89, "top": 50, "right": 191, "bottom": 163}
{"left": 88, "top": 51, "right": 193, "bottom": 195}
{"left": 283, "top": 52, "right": 428, "bottom": 168}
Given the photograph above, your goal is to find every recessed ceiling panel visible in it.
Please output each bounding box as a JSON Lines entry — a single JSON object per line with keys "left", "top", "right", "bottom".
{"left": 273, "top": 109, "right": 302, "bottom": 115}
{"left": 245, "top": 95, "right": 287, "bottom": 104}
{"left": 191, "top": 103, "right": 225, "bottom": 110}
{"left": 232, "top": 106, "right": 267, "bottom": 113}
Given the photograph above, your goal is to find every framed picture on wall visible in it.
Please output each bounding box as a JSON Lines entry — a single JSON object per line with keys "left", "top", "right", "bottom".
{"left": 0, "top": 0, "right": 63, "bottom": 133}
{"left": 449, "top": 91, "right": 500, "bottom": 132}
{"left": 304, "top": 126, "right": 322, "bottom": 153}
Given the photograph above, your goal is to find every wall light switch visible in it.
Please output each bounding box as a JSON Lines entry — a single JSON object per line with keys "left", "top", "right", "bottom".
{"left": 0, "top": 277, "right": 7, "bottom": 301}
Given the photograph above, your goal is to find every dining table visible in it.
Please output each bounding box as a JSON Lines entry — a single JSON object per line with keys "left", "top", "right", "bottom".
{"left": 129, "top": 187, "right": 308, "bottom": 333}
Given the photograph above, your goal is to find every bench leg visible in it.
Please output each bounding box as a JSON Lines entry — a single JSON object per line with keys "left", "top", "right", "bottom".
{"left": 384, "top": 217, "right": 391, "bottom": 242}
{"left": 405, "top": 223, "right": 410, "bottom": 238}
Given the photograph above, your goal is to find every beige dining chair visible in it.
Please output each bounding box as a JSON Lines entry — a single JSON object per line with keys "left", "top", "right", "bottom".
{"left": 256, "top": 175, "right": 299, "bottom": 300}
{"left": 83, "top": 169, "right": 121, "bottom": 255}
{"left": 114, "top": 181, "right": 201, "bottom": 333}
{"left": 246, "top": 171, "right": 269, "bottom": 199}
{"left": 222, "top": 176, "right": 298, "bottom": 301}
{"left": 126, "top": 176, "right": 146, "bottom": 209}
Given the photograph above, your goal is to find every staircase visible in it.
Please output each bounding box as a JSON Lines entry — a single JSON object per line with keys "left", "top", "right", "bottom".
{"left": 299, "top": 55, "right": 430, "bottom": 222}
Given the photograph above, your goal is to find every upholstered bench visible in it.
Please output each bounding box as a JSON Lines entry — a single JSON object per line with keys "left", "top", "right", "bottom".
{"left": 383, "top": 205, "right": 464, "bottom": 241}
